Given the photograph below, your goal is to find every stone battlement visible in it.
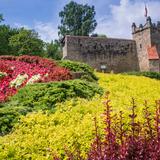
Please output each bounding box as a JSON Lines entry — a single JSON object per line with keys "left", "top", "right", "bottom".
{"left": 65, "top": 35, "right": 134, "bottom": 42}
{"left": 132, "top": 17, "right": 160, "bottom": 34}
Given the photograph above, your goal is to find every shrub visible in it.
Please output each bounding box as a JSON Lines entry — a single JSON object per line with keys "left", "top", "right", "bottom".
{"left": 123, "top": 71, "right": 160, "bottom": 80}
{"left": 0, "top": 97, "right": 104, "bottom": 160}
{"left": 0, "top": 79, "right": 103, "bottom": 135}
{"left": 87, "top": 94, "right": 160, "bottom": 160}
{"left": 0, "top": 73, "right": 160, "bottom": 159}
{"left": 9, "top": 79, "right": 103, "bottom": 109}
{"left": 97, "top": 72, "right": 160, "bottom": 121}
{"left": 0, "top": 105, "right": 31, "bottom": 135}
{"left": 53, "top": 93, "right": 160, "bottom": 160}
{"left": 57, "top": 60, "right": 98, "bottom": 81}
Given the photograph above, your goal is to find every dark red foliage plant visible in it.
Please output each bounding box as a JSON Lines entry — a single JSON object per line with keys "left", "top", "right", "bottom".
{"left": 53, "top": 93, "right": 160, "bottom": 160}
{"left": 88, "top": 95, "right": 160, "bottom": 160}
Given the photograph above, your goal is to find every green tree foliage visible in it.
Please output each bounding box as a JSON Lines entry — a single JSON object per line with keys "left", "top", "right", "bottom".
{"left": 0, "top": 14, "right": 4, "bottom": 23}
{"left": 91, "top": 33, "right": 107, "bottom": 38}
{"left": 45, "top": 40, "right": 62, "bottom": 60}
{"left": 58, "top": 1, "right": 97, "bottom": 38}
{"left": 0, "top": 14, "right": 45, "bottom": 56}
{"left": 9, "top": 28, "right": 44, "bottom": 56}
{"left": 0, "top": 25, "right": 19, "bottom": 55}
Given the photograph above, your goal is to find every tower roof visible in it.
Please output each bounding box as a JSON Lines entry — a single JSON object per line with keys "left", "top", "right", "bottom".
{"left": 147, "top": 46, "right": 159, "bottom": 60}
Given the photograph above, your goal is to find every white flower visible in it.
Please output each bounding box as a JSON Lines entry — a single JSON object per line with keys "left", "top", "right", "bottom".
{"left": 10, "top": 74, "right": 28, "bottom": 88}
{"left": 44, "top": 73, "right": 49, "bottom": 77}
{"left": 27, "top": 74, "right": 41, "bottom": 85}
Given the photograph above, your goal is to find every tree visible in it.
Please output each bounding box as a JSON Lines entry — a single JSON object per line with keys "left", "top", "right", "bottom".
{"left": 45, "top": 40, "right": 62, "bottom": 60}
{"left": 0, "top": 14, "right": 4, "bottom": 23}
{"left": 9, "top": 28, "right": 44, "bottom": 56}
{"left": 0, "top": 14, "right": 19, "bottom": 55}
{"left": 91, "top": 33, "right": 107, "bottom": 38}
{"left": 0, "top": 14, "right": 45, "bottom": 56}
{"left": 0, "top": 25, "right": 19, "bottom": 55}
{"left": 58, "top": 1, "right": 97, "bottom": 38}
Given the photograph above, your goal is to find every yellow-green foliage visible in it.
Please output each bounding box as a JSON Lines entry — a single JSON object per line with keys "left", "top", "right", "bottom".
{"left": 97, "top": 73, "right": 160, "bottom": 122}
{"left": 0, "top": 73, "right": 160, "bottom": 159}
{"left": 0, "top": 97, "right": 104, "bottom": 160}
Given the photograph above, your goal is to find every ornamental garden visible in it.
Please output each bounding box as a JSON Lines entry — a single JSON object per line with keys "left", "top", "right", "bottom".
{"left": 0, "top": 55, "right": 160, "bottom": 159}
{"left": 1, "top": 1, "right": 160, "bottom": 159}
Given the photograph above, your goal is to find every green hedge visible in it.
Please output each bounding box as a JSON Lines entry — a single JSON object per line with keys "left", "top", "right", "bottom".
{"left": 57, "top": 60, "right": 98, "bottom": 82}
{"left": 123, "top": 71, "right": 160, "bottom": 80}
{"left": 0, "top": 79, "right": 103, "bottom": 135}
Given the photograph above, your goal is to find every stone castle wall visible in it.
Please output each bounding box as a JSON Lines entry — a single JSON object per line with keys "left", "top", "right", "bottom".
{"left": 132, "top": 27, "right": 151, "bottom": 71}
{"left": 63, "top": 36, "right": 140, "bottom": 73}
{"left": 149, "top": 60, "right": 160, "bottom": 72}
{"left": 63, "top": 17, "right": 160, "bottom": 73}
{"left": 151, "top": 27, "right": 160, "bottom": 56}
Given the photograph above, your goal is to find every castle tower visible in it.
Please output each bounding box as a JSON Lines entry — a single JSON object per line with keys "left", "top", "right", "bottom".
{"left": 132, "top": 17, "right": 160, "bottom": 72}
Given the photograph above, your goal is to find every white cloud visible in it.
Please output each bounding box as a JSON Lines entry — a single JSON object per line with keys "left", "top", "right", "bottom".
{"left": 34, "top": 22, "right": 58, "bottom": 42}
{"left": 14, "top": 22, "right": 30, "bottom": 29}
{"left": 14, "top": 22, "right": 58, "bottom": 42}
{"left": 95, "top": 0, "right": 160, "bottom": 39}
{"left": 13, "top": 0, "right": 160, "bottom": 41}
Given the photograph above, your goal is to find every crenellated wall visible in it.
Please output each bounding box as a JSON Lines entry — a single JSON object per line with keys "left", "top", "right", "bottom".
{"left": 132, "top": 17, "right": 160, "bottom": 72}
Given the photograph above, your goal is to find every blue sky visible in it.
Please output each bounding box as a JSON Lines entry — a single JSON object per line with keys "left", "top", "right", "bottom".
{"left": 1, "top": 0, "right": 160, "bottom": 42}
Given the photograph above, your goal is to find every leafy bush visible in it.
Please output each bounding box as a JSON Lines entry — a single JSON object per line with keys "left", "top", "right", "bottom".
{"left": 0, "top": 105, "right": 31, "bottom": 135}
{"left": 0, "top": 79, "right": 103, "bottom": 135}
{"left": 57, "top": 60, "right": 98, "bottom": 81}
{"left": 0, "top": 97, "right": 103, "bottom": 159}
{"left": 54, "top": 94, "right": 160, "bottom": 160}
{"left": 10, "top": 79, "right": 103, "bottom": 109}
{"left": 123, "top": 71, "right": 160, "bottom": 80}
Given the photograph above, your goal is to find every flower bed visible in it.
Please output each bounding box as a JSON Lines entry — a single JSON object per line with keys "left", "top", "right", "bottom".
{"left": 0, "top": 73, "right": 160, "bottom": 159}
{"left": 0, "top": 55, "right": 71, "bottom": 102}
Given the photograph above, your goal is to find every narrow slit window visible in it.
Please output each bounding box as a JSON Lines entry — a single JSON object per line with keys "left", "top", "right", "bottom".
{"left": 140, "top": 44, "right": 142, "bottom": 49}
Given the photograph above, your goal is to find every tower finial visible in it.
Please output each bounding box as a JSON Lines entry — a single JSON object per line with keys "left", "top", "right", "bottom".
{"left": 144, "top": 3, "right": 148, "bottom": 18}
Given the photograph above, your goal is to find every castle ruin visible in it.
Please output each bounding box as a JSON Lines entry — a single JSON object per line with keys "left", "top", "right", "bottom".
{"left": 63, "top": 17, "right": 160, "bottom": 73}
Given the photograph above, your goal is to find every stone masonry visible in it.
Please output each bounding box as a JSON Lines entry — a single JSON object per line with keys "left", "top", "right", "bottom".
{"left": 63, "top": 17, "right": 160, "bottom": 73}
